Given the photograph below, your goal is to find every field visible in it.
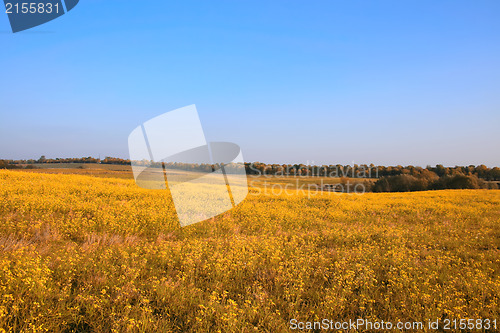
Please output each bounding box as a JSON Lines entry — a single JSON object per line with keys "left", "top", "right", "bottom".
{"left": 0, "top": 169, "right": 499, "bottom": 332}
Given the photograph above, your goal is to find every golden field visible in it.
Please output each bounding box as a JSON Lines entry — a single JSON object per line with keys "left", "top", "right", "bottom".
{"left": 0, "top": 169, "right": 499, "bottom": 332}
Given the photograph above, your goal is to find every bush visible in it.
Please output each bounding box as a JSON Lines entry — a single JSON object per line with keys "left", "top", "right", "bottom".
{"left": 372, "top": 173, "right": 493, "bottom": 192}
{"left": 373, "top": 174, "right": 437, "bottom": 192}
{"left": 432, "top": 174, "right": 485, "bottom": 190}
{"left": 0, "top": 160, "right": 21, "bottom": 170}
{"left": 487, "top": 182, "right": 499, "bottom": 190}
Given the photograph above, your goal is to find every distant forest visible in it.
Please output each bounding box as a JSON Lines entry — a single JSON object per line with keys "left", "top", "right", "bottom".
{"left": 1, "top": 156, "right": 499, "bottom": 192}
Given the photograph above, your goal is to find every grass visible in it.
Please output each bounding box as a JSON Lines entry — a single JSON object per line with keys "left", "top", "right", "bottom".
{"left": 23, "top": 163, "right": 375, "bottom": 190}
{"left": 22, "top": 164, "right": 134, "bottom": 180}
{"left": 0, "top": 169, "right": 499, "bottom": 332}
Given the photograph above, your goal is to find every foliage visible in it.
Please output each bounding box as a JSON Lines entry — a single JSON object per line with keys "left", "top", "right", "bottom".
{"left": 5, "top": 158, "right": 500, "bottom": 181}
{"left": 374, "top": 173, "right": 497, "bottom": 192}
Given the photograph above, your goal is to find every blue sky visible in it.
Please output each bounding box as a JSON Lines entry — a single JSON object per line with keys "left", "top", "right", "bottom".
{"left": 1, "top": 0, "right": 499, "bottom": 166}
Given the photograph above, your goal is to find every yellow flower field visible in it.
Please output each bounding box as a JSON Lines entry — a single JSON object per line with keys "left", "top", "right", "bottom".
{"left": 0, "top": 170, "right": 499, "bottom": 332}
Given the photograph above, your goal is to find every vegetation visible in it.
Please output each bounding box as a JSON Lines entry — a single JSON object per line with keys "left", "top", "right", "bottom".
{"left": 3, "top": 157, "right": 500, "bottom": 181}
{"left": 3, "top": 157, "right": 500, "bottom": 193}
{"left": 374, "top": 174, "right": 498, "bottom": 192}
{"left": 0, "top": 170, "right": 499, "bottom": 332}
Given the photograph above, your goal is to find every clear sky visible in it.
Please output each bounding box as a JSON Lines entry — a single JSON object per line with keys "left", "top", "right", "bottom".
{"left": 1, "top": 0, "right": 499, "bottom": 167}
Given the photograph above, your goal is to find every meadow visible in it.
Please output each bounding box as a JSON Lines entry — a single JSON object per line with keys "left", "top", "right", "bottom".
{"left": 0, "top": 168, "right": 499, "bottom": 332}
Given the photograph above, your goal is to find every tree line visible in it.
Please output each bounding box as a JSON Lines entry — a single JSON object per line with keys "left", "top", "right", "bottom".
{"left": 1, "top": 157, "right": 499, "bottom": 192}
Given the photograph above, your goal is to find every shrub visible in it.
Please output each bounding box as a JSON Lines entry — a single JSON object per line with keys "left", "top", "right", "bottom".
{"left": 432, "top": 174, "right": 484, "bottom": 190}
{"left": 487, "top": 182, "right": 499, "bottom": 190}
{"left": 0, "top": 160, "right": 21, "bottom": 170}
{"left": 373, "top": 174, "right": 437, "bottom": 192}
